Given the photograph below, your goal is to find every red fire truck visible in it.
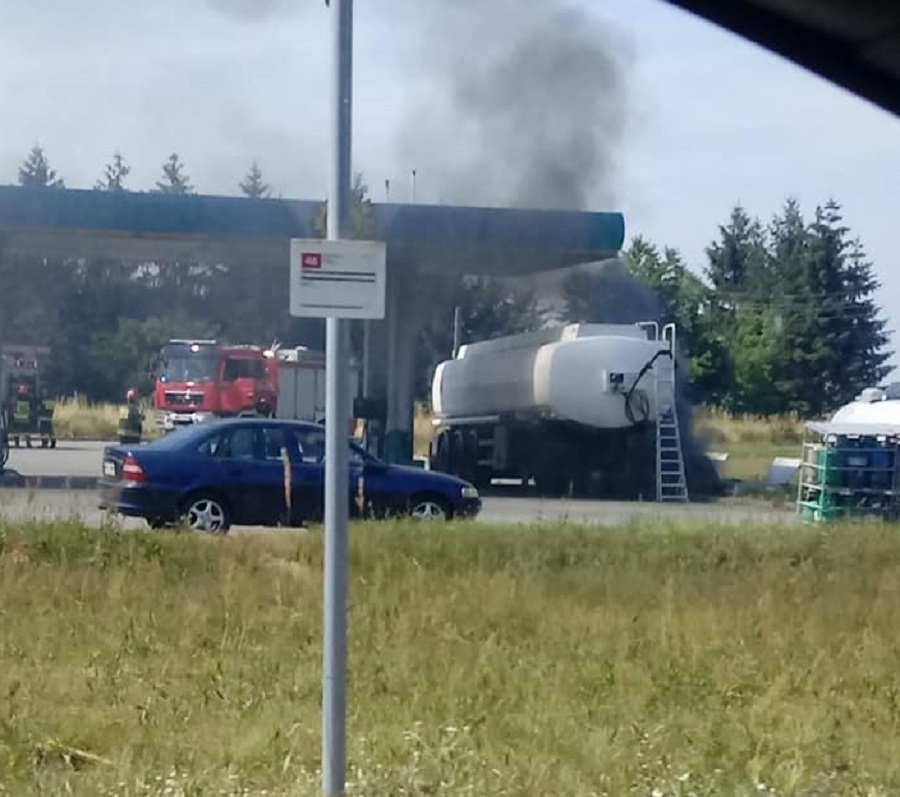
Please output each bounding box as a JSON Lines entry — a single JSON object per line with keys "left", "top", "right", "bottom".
{"left": 151, "top": 339, "right": 277, "bottom": 431}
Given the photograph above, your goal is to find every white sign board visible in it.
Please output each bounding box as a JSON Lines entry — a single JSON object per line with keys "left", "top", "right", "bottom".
{"left": 289, "top": 238, "right": 386, "bottom": 320}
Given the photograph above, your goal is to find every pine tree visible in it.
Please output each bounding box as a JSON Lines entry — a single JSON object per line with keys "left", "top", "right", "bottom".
{"left": 767, "top": 197, "right": 817, "bottom": 413}
{"left": 155, "top": 153, "right": 193, "bottom": 195}
{"left": 807, "top": 200, "right": 891, "bottom": 409}
{"left": 239, "top": 160, "right": 272, "bottom": 198}
{"left": 95, "top": 152, "right": 131, "bottom": 191}
{"left": 18, "top": 145, "right": 65, "bottom": 188}
{"left": 704, "top": 205, "right": 768, "bottom": 294}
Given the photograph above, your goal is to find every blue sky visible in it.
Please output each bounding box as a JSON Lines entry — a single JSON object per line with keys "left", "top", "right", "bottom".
{"left": 2, "top": 0, "right": 899, "bottom": 371}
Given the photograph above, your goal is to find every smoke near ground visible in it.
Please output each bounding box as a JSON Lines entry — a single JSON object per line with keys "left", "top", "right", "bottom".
{"left": 560, "top": 261, "right": 723, "bottom": 496}
{"left": 396, "top": 0, "right": 631, "bottom": 210}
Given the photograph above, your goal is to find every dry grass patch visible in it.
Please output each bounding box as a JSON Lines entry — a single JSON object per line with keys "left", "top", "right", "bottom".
{"left": 51, "top": 395, "right": 161, "bottom": 442}
{"left": 693, "top": 406, "right": 805, "bottom": 447}
{"left": 1, "top": 519, "right": 899, "bottom": 795}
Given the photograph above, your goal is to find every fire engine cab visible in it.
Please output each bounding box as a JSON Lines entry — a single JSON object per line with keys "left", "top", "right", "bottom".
{"left": 151, "top": 339, "right": 277, "bottom": 431}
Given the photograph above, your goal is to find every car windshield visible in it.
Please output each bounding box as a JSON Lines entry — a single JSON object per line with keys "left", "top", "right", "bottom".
{"left": 161, "top": 355, "right": 217, "bottom": 383}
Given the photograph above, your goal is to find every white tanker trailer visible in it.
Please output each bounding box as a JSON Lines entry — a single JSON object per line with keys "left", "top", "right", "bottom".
{"left": 428, "top": 321, "right": 678, "bottom": 498}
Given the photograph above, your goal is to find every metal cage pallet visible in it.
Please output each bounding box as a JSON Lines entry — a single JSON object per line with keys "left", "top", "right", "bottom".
{"left": 796, "top": 424, "right": 900, "bottom": 523}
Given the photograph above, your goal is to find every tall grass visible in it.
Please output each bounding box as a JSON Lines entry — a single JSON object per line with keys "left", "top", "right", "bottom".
{"left": 692, "top": 406, "right": 806, "bottom": 446}
{"left": 1, "top": 519, "right": 899, "bottom": 795}
{"left": 49, "top": 396, "right": 808, "bottom": 463}
{"left": 415, "top": 403, "right": 805, "bottom": 459}
{"left": 51, "top": 395, "right": 158, "bottom": 441}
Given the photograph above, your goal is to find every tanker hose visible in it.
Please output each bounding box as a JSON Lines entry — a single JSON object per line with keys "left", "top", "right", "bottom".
{"left": 623, "top": 348, "right": 674, "bottom": 425}
{"left": 625, "top": 388, "right": 651, "bottom": 425}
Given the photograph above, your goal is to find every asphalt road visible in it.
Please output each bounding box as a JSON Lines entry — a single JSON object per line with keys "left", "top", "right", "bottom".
{"left": 0, "top": 488, "right": 798, "bottom": 529}
{"left": 5, "top": 439, "right": 108, "bottom": 478}
{"left": 0, "top": 439, "right": 799, "bottom": 528}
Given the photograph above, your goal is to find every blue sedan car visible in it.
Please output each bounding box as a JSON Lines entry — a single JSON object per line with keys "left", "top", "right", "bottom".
{"left": 97, "top": 417, "right": 482, "bottom": 532}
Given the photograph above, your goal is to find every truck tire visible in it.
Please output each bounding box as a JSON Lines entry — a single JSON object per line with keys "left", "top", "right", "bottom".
{"left": 462, "top": 430, "right": 479, "bottom": 484}
{"left": 431, "top": 431, "right": 449, "bottom": 473}
{"left": 449, "top": 430, "right": 465, "bottom": 478}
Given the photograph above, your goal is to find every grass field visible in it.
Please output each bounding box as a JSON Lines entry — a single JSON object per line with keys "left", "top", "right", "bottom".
{"left": 1, "top": 518, "right": 899, "bottom": 796}
{"left": 691, "top": 408, "right": 805, "bottom": 484}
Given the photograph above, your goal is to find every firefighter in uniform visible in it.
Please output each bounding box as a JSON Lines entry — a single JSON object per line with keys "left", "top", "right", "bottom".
{"left": 118, "top": 388, "right": 144, "bottom": 444}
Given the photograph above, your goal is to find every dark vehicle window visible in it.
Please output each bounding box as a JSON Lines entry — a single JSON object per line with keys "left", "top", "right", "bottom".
{"left": 214, "top": 427, "right": 256, "bottom": 460}
{"left": 223, "top": 359, "right": 266, "bottom": 382}
{"left": 196, "top": 426, "right": 289, "bottom": 461}
{"left": 262, "top": 426, "right": 291, "bottom": 461}
{"left": 293, "top": 426, "right": 326, "bottom": 463}
{"left": 196, "top": 432, "right": 223, "bottom": 457}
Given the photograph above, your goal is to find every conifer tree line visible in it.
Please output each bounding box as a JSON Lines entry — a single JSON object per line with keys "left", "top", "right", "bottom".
{"left": 1, "top": 145, "right": 891, "bottom": 417}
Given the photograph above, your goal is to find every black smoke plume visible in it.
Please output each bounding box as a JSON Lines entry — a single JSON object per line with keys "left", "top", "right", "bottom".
{"left": 396, "top": 0, "right": 630, "bottom": 210}
{"left": 206, "top": 0, "right": 296, "bottom": 19}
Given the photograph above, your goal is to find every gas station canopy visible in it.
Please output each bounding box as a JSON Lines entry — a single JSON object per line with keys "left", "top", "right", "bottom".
{"left": 0, "top": 185, "right": 625, "bottom": 276}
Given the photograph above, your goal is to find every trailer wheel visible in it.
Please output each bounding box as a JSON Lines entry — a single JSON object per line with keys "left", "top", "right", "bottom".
{"left": 432, "top": 431, "right": 450, "bottom": 473}
{"left": 449, "top": 430, "right": 465, "bottom": 478}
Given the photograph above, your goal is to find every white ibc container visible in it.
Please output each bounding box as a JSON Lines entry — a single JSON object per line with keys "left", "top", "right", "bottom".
{"left": 832, "top": 394, "right": 900, "bottom": 426}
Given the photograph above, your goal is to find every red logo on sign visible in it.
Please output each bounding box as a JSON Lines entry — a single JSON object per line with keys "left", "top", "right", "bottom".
{"left": 301, "top": 252, "right": 322, "bottom": 269}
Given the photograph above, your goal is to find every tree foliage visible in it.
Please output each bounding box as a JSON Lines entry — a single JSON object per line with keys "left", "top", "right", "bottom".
{"left": 239, "top": 161, "right": 272, "bottom": 199}
{"left": 155, "top": 153, "right": 193, "bottom": 195}
{"left": 672, "top": 199, "right": 890, "bottom": 416}
{"left": 95, "top": 152, "right": 131, "bottom": 192}
{"left": 18, "top": 145, "right": 64, "bottom": 188}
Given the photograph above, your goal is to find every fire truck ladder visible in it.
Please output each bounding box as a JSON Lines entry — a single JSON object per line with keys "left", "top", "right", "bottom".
{"left": 655, "top": 323, "right": 689, "bottom": 503}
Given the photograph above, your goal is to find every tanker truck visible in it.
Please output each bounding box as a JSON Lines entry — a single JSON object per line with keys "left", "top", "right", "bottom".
{"left": 428, "top": 321, "right": 686, "bottom": 500}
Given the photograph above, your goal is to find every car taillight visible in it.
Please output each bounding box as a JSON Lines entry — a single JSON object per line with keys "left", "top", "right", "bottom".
{"left": 122, "top": 455, "right": 146, "bottom": 483}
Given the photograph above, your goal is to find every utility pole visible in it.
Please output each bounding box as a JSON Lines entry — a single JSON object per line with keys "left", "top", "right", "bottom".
{"left": 323, "top": 0, "right": 352, "bottom": 794}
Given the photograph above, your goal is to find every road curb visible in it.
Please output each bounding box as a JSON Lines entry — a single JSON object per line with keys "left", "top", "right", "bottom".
{"left": 0, "top": 471, "right": 97, "bottom": 490}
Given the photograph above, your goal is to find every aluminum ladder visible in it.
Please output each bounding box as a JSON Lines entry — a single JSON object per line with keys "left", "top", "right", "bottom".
{"left": 655, "top": 323, "right": 689, "bottom": 503}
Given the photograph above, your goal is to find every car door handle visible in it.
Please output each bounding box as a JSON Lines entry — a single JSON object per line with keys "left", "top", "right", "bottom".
{"left": 226, "top": 466, "right": 244, "bottom": 476}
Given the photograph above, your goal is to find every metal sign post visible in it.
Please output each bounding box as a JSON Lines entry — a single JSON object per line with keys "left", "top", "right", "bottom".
{"left": 286, "top": 2, "right": 383, "bottom": 793}
{"left": 324, "top": 1, "right": 351, "bottom": 794}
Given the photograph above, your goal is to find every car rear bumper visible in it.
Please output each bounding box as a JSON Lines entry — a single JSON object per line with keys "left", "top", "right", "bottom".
{"left": 97, "top": 479, "right": 179, "bottom": 521}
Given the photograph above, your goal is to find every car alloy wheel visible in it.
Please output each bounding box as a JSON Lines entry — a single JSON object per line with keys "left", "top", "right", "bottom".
{"left": 186, "top": 497, "right": 228, "bottom": 534}
{"left": 409, "top": 499, "right": 448, "bottom": 522}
